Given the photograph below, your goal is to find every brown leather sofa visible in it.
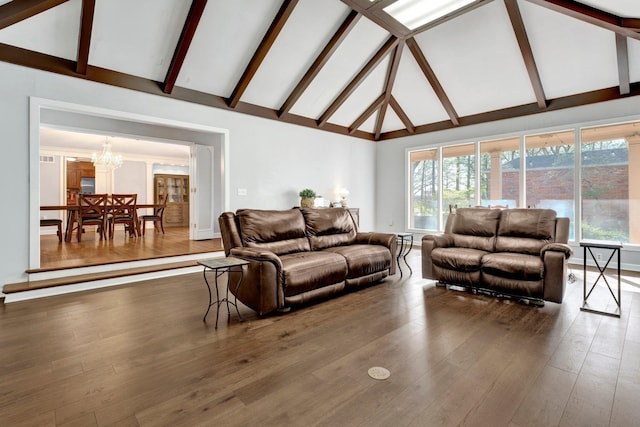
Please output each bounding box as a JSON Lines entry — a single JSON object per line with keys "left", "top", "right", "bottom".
{"left": 219, "top": 208, "right": 397, "bottom": 315}
{"left": 422, "top": 208, "right": 573, "bottom": 304}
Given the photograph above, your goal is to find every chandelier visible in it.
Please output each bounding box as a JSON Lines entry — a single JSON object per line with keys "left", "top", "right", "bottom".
{"left": 91, "top": 138, "right": 123, "bottom": 170}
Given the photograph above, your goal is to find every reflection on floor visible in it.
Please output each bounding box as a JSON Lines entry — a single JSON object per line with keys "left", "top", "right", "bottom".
{"left": 38, "top": 226, "right": 224, "bottom": 271}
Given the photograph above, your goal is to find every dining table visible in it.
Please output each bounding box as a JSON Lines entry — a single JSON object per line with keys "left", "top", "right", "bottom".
{"left": 40, "top": 203, "right": 164, "bottom": 242}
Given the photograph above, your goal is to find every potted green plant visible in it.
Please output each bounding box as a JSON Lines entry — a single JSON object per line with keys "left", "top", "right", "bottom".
{"left": 299, "top": 188, "right": 316, "bottom": 208}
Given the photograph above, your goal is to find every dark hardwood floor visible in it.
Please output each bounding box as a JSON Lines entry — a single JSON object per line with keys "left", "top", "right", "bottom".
{"left": 1, "top": 251, "right": 639, "bottom": 426}
{"left": 38, "top": 226, "right": 224, "bottom": 271}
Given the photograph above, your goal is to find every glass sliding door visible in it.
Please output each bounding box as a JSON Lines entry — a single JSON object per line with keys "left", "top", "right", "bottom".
{"left": 524, "top": 130, "right": 575, "bottom": 240}
{"left": 409, "top": 148, "right": 438, "bottom": 230}
{"left": 442, "top": 144, "right": 476, "bottom": 216}
{"left": 480, "top": 137, "right": 520, "bottom": 208}
{"left": 580, "top": 122, "right": 636, "bottom": 243}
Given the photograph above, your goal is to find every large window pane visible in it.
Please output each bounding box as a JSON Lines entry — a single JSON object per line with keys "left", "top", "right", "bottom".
{"left": 409, "top": 149, "right": 438, "bottom": 230}
{"left": 480, "top": 137, "right": 520, "bottom": 208}
{"left": 442, "top": 144, "right": 475, "bottom": 214}
{"left": 525, "top": 130, "right": 575, "bottom": 240}
{"left": 581, "top": 122, "right": 635, "bottom": 243}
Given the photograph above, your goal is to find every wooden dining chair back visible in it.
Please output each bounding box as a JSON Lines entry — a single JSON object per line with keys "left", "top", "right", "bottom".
{"left": 109, "top": 194, "right": 138, "bottom": 238}
{"left": 140, "top": 195, "right": 167, "bottom": 236}
{"left": 78, "top": 193, "right": 108, "bottom": 241}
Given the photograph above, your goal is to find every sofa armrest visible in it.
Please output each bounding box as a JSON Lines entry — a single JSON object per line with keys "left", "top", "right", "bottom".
{"left": 541, "top": 242, "right": 573, "bottom": 259}
{"left": 421, "top": 233, "right": 454, "bottom": 280}
{"left": 421, "top": 233, "right": 454, "bottom": 248}
{"left": 355, "top": 232, "right": 398, "bottom": 275}
{"left": 541, "top": 243, "right": 573, "bottom": 304}
{"left": 229, "top": 247, "right": 285, "bottom": 315}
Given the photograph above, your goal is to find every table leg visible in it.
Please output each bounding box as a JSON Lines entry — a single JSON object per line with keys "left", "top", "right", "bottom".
{"left": 402, "top": 235, "right": 413, "bottom": 275}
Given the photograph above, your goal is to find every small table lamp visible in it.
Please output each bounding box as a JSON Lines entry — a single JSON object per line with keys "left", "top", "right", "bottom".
{"left": 338, "top": 188, "right": 350, "bottom": 207}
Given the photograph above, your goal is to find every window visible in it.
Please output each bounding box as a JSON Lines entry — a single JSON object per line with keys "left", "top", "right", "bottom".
{"left": 480, "top": 137, "right": 520, "bottom": 208}
{"left": 524, "top": 130, "right": 575, "bottom": 240}
{"left": 581, "top": 122, "right": 636, "bottom": 243}
{"left": 410, "top": 148, "right": 438, "bottom": 230}
{"left": 442, "top": 144, "right": 475, "bottom": 214}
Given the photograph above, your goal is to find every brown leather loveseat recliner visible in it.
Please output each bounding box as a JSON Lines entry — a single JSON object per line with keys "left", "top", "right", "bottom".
{"left": 219, "top": 207, "right": 397, "bottom": 315}
{"left": 422, "top": 208, "right": 573, "bottom": 304}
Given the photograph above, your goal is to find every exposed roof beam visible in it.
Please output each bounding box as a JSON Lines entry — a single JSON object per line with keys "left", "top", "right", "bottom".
{"left": 525, "top": 0, "right": 640, "bottom": 42}
{"left": 389, "top": 95, "right": 415, "bottom": 134}
{"left": 348, "top": 93, "right": 385, "bottom": 134}
{"left": 0, "top": 0, "right": 69, "bottom": 30}
{"left": 616, "top": 33, "right": 630, "bottom": 95}
{"left": 227, "top": 0, "right": 298, "bottom": 109}
{"left": 379, "top": 83, "right": 640, "bottom": 140}
{"left": 374, "top": 39, "right": 404, "bottom": 139}
{"left": 163, "top": 0, "right": 208, "bottom": 94}
{"left": 318, "top": 36, "right": 398, "bottom": 127}
{"left": 406, "top": 37, "right": 459, "bottom": 126}
{"left": 504, "top": 0, "right": 546, "bottom": 109}
{"left": 75, "top": 0, "right": 94, "bottom": 75}
{"left": 279, "top": 10, "right": 361, "bottom": 116}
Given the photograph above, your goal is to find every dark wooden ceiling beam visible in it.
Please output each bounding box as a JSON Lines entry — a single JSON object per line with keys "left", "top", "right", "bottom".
{"left": 389, "top": 95, "right": 415, "bottom": 133}
{"left": 379, "top": 83, "right": 640, "bottom": 140}
{"left": 279, "top": 10, "right": 361, "bottom": 116}
{"left": 163, "top": 0, "right": 207, "bottom": 94}
{"left": 374, "top": 39, "right": 404, "bottom": 139}
{"left": 227, "top": 0, "right": 298, "bottom": 109}
{"left": 348, "top": 93, "right": 384, "bottom": 134}
{"left": 406, "top": 37, "right": 459, "bottom": 126}
{"left": 0, "top": 0, "right": 69, "bottom": 30}
{"left": 75, "top": 0, "right": 94, "bottom": 75}
{"left": 504, "top": 0, "right": 546, "bottom": 109}
{"left": 318, "top": 36, "right": 398, "bottom": 127}
{"left": 616, "top": 33, "right": 630, "bottom": 95}
{"left": 3, "top": 41, "right": 640, "bottom": 143}
{"left": 525, "top": 0, "right": 640, "bottom": 42}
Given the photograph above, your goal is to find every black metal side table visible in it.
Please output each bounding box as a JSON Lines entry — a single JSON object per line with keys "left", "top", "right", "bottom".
{"left": 579, "top": 240, "right": 623, "bottom": 318}
{"left": 198, "top": 256, "right": 249, "bottom": 328}
{"left": 396, "top": 232, "right": 413, "bottom": 278}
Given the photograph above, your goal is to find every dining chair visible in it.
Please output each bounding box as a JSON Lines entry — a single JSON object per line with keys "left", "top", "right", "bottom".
{"left": 78, "top": 193, "right": 108, "bottom": 241}
{"left": 139, "top": 195, "right": 167, "bottom": 236}
{"left": 40, "top": 218, "right": 63, "bottom": 242}
{"left": 109, "top": 194, "right": 138, "bottom": 238}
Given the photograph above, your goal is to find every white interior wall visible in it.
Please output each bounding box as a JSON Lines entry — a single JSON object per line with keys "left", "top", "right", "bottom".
{"left": 0, "top": 61, "right": 376, "bottom": 288}
{"left": 375, "top": 96, "right": 640, "bottom": 270}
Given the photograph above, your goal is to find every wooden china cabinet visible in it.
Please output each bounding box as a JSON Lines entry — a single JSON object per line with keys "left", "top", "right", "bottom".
{"left": 154, "top": 174, "right": 189, "bottom": 227}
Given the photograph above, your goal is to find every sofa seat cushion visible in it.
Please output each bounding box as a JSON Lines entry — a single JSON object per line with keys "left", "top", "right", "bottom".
{"left": 481, "top": 252, "right": 543, "bottom": 281}
{"left": 280, "top": 251, "right": 347, "bottom": 297}
{"left": 432, "top": 247, "right": 488, "bottom": 272}
{"left": 323, "top": 244, "right": 391, "bottom": 279}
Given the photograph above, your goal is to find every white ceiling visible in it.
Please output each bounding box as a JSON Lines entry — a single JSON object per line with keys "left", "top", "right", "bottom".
{"left": 0, "top": 0, "right": 638, "bottom": 141}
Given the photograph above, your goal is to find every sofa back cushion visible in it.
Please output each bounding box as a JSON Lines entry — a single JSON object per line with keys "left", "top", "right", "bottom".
{"left": 449, "top": 208, "right": 501, "bottom": 252}
{"left": 302, "top": 208, "right": 356, "bottom": 250}
{"left": 495, "top": 209, "right": 557, "bottom": 255}
{"left": 237, "top": 208, "right": 310, "bottom": 255}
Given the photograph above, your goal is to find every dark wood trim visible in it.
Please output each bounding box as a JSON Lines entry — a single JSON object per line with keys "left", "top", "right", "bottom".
{"left": 389, "top": 95, "right": 415, "bottom": 134}
{"left": 616, "top": 33, "right": 630, "bottom": 95}
{"left": 406, "top": 37, "right": 459, "bottom": 126}
{"left": 163, "top": 0, "right": 208, "bottom": 94}
{"left": 318, "top": 36, "right": 397, "bottom": 127}
{"left": 375, "top": 39, "right": 404, "bottom": 139}
{"left": 278, "top": 10, "right": 361, "bottom": 116}
{"left": 75, "top": 0, "right": 94, "bottom": 75}
{"left": 0, "top": 0, "right": 68, "bottom": 30}
{"left": 378, "top": 83, "right": 640, "bottom": 140}
{"left": 620, "top": 18, "right": 640, "bottom": 31}
{"left": 227, "top": 0, "right": 298, "bottom": 109}
{"left": 504, "top": 0, "right": 546, "bottom": 109}
{"left": 524, "top": 0, "right": 640, "bottom": 42}
{"left": 340, "top": 0, "right": 409, "bottom": 37}
{"left": 349, "top": 93, "right": 384, "bottom": 134}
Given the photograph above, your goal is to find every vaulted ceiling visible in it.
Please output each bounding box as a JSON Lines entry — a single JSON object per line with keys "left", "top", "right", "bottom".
{"left": 1, "top": 0, "right": 639, "bottom": 141}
